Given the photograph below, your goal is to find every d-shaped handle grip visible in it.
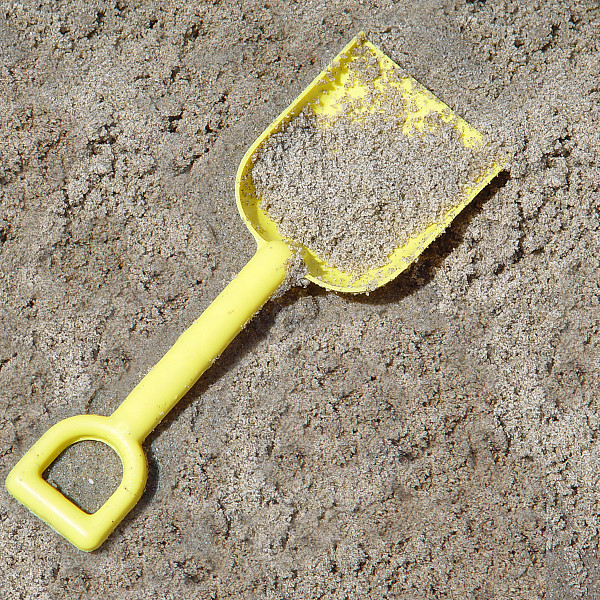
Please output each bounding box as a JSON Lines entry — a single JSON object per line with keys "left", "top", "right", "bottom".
{"left": 5, "top": 415, "right": 147, "bottom": 551}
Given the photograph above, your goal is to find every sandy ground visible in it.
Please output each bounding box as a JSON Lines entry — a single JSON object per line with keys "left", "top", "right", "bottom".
{"left": 1, "top": 1, "right": 600, "bottom": 598}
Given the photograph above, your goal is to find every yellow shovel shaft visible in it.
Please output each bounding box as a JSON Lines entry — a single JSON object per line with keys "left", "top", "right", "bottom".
{"left": 110, "top": 240, "right": 291, "bottom": 442}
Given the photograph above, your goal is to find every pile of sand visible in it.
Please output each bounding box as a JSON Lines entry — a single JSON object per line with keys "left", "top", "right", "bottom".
{"left": 252, "top": 45, "right": 497, "bottom": 275}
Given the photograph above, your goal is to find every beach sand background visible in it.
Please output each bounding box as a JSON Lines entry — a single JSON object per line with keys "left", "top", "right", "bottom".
{"left": 1, "top": 1, "right": 600, "bottom": 598}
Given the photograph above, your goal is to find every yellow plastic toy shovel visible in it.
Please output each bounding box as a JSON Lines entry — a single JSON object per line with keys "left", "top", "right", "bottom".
{"left": 6, "top": 34, "right": 504, "bottom": 551}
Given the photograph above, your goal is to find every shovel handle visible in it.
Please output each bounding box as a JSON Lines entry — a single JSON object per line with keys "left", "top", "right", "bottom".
{"left": 6, "top": 240, "right": 292, "bottom": 551}
{"left": 110, "top": 239, "right": 291, "bottom": 442}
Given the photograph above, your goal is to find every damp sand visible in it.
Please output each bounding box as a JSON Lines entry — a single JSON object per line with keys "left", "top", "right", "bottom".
{"left": 3, "top": 3, "right": 600, "bottom": 599}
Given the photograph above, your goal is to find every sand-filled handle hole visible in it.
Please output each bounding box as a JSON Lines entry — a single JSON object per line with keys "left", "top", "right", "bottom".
{"left": 43, "top": 440, "right": 123, "bottom": 514}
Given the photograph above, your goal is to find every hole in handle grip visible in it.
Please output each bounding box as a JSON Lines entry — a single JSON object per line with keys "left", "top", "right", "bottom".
{"left": 44, "top": 440, "right": 123, "bottom": 515}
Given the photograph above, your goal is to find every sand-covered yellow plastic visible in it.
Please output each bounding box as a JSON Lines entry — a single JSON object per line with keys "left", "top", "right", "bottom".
{"left": 6, "top": 33, "right": 504, "bottom": 551}
{"left": 237, "top": 34, "right": 505, "bottom": 292}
